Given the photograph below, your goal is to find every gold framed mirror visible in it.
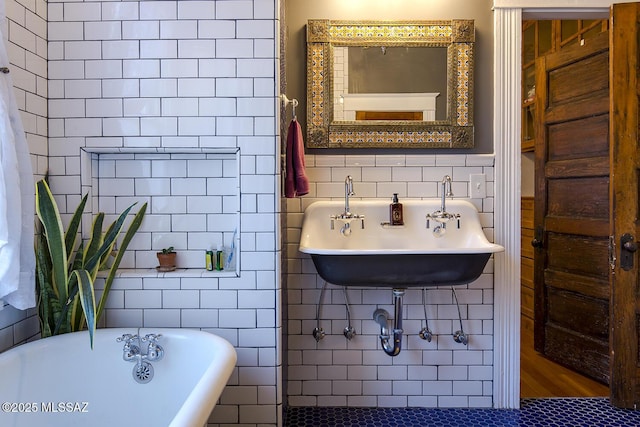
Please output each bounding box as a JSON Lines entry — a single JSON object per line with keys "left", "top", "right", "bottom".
{"left": 306, "top": 19, "right": 475, "bottom": 149}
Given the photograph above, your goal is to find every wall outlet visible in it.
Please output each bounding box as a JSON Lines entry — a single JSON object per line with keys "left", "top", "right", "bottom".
{"left": 469, "top": 174, "right": 486, "bottom": 198}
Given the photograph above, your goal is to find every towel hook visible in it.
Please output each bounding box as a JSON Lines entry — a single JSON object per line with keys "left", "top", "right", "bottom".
{"left": 281, "top": 94, "right": 299, "bottom": 120}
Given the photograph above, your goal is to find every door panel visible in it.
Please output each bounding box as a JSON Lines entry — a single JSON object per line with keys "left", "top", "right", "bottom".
{"left": 534, "top": 30, "right": 610, "bottom": 384}
{"left": 546, "top": 233, "right": 609, "bottom": 279}
{"left": 547, "top": 290, "right": 609, "bottom": 340}
{"left": 547, "top": 178, "right": 609, "bottom": 218}
{"left": 544, "top": 327, "right": 610, "bottom": 384}
{"left": 609, "top": 2, "right": 640, "bottom": 409}
{"left": 544, "top": 95, "right": 609, "bottom": 124}
{"left": 548, "top": 51, "right": 609, "bottom": 104}
{"left": 545, "top": 157, "right": 610, "bottom": 179}
{"left": 548, "top": 115, "right": 609, "bottom": 160}
{"left": 544, "top": 270, "right": 608, "bottom": 301}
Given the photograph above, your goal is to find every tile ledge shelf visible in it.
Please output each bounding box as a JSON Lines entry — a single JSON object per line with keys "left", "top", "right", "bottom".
{"left": 81, "top": 147, "right": 239, "bottom": 155}
{"left": 97, "top": 268, "right": 238, "bottom": 279}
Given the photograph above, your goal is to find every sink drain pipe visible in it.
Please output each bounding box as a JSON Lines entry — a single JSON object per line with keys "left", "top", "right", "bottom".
{"left": 373, "top": 288, "right": 405, "bottom": 356}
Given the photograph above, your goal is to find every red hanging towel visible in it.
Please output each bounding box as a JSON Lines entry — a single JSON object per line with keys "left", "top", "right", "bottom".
{"left": 285, "top": 119, "right": 309, "bottom": 198}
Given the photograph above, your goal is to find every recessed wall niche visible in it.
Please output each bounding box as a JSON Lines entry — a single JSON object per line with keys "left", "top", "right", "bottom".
{"left": 80, "top": 148, "right": 240, "bottom": 274}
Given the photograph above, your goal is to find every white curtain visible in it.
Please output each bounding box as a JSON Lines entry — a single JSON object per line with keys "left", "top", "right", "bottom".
{"left": 0, "top": 30, "right": 35, "bottom": 310}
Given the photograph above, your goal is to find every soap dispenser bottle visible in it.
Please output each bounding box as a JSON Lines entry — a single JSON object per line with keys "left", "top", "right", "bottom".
{"left": 390, "top": 193, "right": 404, "bottom": 225}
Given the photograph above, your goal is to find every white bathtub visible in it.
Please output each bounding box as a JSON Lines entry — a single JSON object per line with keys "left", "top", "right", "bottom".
{"left": 0, "top": 328, "right": 236, "bottom": 427}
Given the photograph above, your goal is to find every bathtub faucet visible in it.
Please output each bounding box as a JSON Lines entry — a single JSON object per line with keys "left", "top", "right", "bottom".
{"left": 117, "top": 333, "right": 164, "bottom": 384}
{"left": 141, "top": 333, "right": 164, "bottom": 361}
{"left": 118, "top": 333, "right": 141, "bottom": 361}
{"left": 118, "top": 333, "right": 164, "bottom": 362}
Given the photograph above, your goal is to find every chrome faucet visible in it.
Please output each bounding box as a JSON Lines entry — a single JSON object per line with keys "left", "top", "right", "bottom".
{"left": 331, "top": 175, "right": 364, "bottom": 234}
{"left": 117, "top": 333, "right": 164, "bottom": 383}
{"left": 142, "top": 333, "right": 164, "bottom": 360}
{"left": 426, "top": 175, "right": 460, "bottom": 234}
{"left": 118, "top": 333, "right": 164, "bottom": 363}
{"left": 119, "top": 333, "right": 140, "bottom": 361}
{"left": 344, "top": 175, "right": 354, "bottom": 216}
{"left": 441, "top": 175, "right": 453, "bottom": 213}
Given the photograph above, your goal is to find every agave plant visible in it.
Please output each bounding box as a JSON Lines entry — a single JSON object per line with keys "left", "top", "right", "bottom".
{"left": 35, "top": 179, "right": 147, "bottom": 348}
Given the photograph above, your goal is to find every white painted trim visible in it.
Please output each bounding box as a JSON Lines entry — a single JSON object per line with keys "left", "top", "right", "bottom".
{"left": 493, "top": 7, "right": 522, "bottom": 410}
{"left": 493, "top": 0, "right": 620, "bottom": 410}
{"left": 341, "top": 93, "right": 439, "bottom": 121}
{"left": 493, "top": 0, "right": 629, "bottom": 8}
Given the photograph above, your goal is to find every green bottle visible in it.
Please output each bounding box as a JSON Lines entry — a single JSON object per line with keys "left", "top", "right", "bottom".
{"left": 215, "top": 244, "right": 224, "bottom": 271}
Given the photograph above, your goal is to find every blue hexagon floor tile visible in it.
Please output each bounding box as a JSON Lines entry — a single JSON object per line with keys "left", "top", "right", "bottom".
{"left": 284, "top": 399, "right": 640, "bottom": 426}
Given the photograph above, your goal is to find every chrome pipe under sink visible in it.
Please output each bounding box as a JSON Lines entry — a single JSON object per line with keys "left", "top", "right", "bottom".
{"left": 373, "top": 289, "right": 405, "bottom": 356}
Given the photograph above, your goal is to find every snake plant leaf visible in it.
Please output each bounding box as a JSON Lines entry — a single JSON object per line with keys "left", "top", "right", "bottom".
{"left": 35, "top": 178, "right": 147, "bottom": 347}
{"left": 50, "top": 298, "right": 66, "bottom": 335}
{"left": 74, "top": 269, "right": 96, "bottom": 348}
{"left": 96, "top": 202, "right": 147, "bottom": 321}
{"left": 64, "top": 193, "right": 87, "bottom": 263}
{"left": 69, "top": 293, "right": 85, "bottom": 333}
{"left": 35, "top": 180, "right": 69, "bottom": 300}
{"left": 84, "top": 204, "right": 135, "bottom": 273}
{"left": 35, "top": 231, "right": 53, "bottom": 338}
{"left": 66, "top": 273, "right": 83, "bottom": 333}
{"left": 53, "top": 270, "right": 77, "bottom": 336}
{"left": 83, "top": 212, "right": 104, "bottom": 272}
{"left": 70, "top": 243, "right": 84, "bottom": 271}
{"left": 97, "top": 214, "right": 122, "bottom": 271}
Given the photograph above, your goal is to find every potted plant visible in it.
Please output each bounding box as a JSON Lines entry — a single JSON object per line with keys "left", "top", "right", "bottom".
{"left": 157, "top": 246, "right": 176, "bottom": 271}
{"left": 35, "top": 179, "right": 147, "bottom": 348}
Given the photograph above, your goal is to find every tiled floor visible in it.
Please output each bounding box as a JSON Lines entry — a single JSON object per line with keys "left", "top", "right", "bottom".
{"left": 284, "top": 398, "right": 640, "bottom": 426}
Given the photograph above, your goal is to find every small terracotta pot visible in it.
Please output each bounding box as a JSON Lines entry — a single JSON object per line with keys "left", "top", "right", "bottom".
{"left": 157, "top": 252, "right": 176, "bottom": 271}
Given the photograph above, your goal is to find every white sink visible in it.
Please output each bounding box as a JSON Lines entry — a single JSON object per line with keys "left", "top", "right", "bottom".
{"left": 299, "top": 199, "right": 504, "bottom": 287}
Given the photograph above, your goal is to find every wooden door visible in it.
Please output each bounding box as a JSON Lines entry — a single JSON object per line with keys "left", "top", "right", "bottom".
{"left": 533, "top": 30, "right": 611, "bottom": 384}
{"left": 610, "top": 2, "right": 640, "bottom": 409}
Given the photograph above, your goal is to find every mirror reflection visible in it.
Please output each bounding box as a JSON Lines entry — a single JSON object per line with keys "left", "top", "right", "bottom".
{"left": 334, "top": 46, "right": 448, "bottom": 121}
{"left": 306, "top": 20, "right": 475, "bottom": 149}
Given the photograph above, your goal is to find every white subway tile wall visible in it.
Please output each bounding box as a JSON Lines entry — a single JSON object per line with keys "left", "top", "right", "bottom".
{"left": 81, "top": 151, "right": 240, "bottom": 270}
{"left": 0, "top": 0, "right": 499, "bottom": 424}
{"left": 45, "top": 1, "right": 281, "bottom": 426}
{"left": 285, "top": 154, "right": 495, "bottom": 409}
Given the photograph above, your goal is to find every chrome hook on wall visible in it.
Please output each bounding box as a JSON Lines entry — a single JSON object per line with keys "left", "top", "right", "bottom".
{"left": 281, "top": 94, "right": 299, "bottom": 121}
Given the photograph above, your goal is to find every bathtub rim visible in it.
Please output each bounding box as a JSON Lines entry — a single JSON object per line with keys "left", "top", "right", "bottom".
{"left": 0, "top": 327, "right": 237, "bottom": 427}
